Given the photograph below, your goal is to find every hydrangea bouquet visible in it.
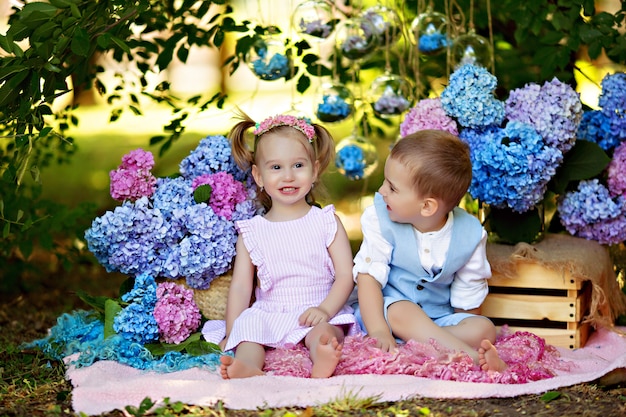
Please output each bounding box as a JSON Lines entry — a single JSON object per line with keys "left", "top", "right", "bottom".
{"left": 402, "top": 63, "right": 623, "bottom": 245}
{"left": 53, "top": 135, "right": 262, "bottom": 367}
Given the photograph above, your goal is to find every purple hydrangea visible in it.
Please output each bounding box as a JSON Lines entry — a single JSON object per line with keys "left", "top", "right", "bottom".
{"left": 557, "top": 179, "right": 626, "bottom": 245}
{"left": 373, "top": 87, "right": 411, "bottom": 116}
{"left": 179, "top": 135, "right": 247, "bottom": 181}
{"left": 608, "top": 141, "right": 626, "bottom": 198}
{"left": 400, "top": 98, "right": 458, "bottom": 137}
{"left": 460, "top": 121, "right": 563, "bottom": 212}
{"left": 154, "top": 282, "right": 201, "bottom": 344}
{"left": 440, "top": 63, "right": 505, "bottom": 129}
{"left": 505, "top": 78, "right": 582, "bottom": 153}
{"left": 576, "top": 110, "right": 618, "bottom": 151}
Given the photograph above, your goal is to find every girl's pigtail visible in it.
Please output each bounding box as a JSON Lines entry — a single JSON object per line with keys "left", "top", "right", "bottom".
{"left": 312, "top": 124, "right": 336, "bottom": 175}
{"left": 228, "top": 111, "right": 256, "bottom": 171}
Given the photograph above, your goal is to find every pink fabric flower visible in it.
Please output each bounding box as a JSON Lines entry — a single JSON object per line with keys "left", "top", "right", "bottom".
{"left": 400, "top": 98, "right": 459, "bottom": 137}
{"left": 110, "top": 149, "right": 157, "bottom": 201}
{"left": 192, "top": 172, "right": 247, "bottom": 220}
{"left": 608, "top": 141, "right": 626, "bottom": 198}
{"left": 153, "top": 282, "right": 201, "bottom": 344}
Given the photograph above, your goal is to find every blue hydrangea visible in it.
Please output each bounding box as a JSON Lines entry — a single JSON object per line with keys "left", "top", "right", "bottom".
{"left": 460, "top": 121, "right": 563, "bottom": 212}
{"left": 505, "top": 78, "right": 582, "bottom": 153}
{"left": 336, "top": 144, "right": 366, "bottom": 180}
{"left": 179, "top": 135, "right": 246, "bottom": 181}
{"left": 113, "top": 302, "right": 159, "bottom": 345}
{"left": 419, "top": 32, "right": 448, "bottom": 53}
{"left": 121, "top": 272, "right": 158, "bottom": 307}
{"left": 557, "top": 179, "right": 626, "bottom": 245}
{"left": 252, "top": 50, "right": 290, "bottom": 81}
{"left": 317, "top": 94, "right": 351, "bottom": 122}
{"left": 598, "top": 73, "right": 626, "bottom": 143}
{"left": 576, "top": 110, "right": 618, "bottom": 151}
{"left": 440, "top": 64, "right": 505, "bottom": 129}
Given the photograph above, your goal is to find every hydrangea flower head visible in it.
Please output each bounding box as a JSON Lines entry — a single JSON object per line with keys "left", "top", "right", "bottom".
{"left": 505, "top": 78, "right": 582, "bottom": 153}
{"left": 179, "top": 135, "right": 246, "bottom": 181}
{"left": 557, "top": 179, "right": 626, "bottom": 245}
{"left": 576, "top": 110, "right": 618, "bottom": 151}
{"left": 608, "top": 141, "right": 626, "bottom": 198}
{"left": 153, "top": 282, "right": 201, "bottom": 344}
{"left": 598, "top": 72, "right": 626, "bottom": 143}
{"left": 114, "top": 303, "right": 159, "bottom": 345}
{"left": 192, "top": 172, "right": 248, "bottom": 220}
{"left": 110, "top": 149, "right": 157, "bottom": 201}
{"left": 460, "top": 121, "right": 563, "bottom": 212}
{"left": 400, "top": 98, "right": 458, "bottom": 137}
{"left": 440, "top": 63, "right": 505, "bottom": 129}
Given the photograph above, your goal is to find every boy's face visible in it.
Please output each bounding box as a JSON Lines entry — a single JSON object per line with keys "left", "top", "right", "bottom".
{"left": 378, "top": 157, "right": 424, "bottom": 224}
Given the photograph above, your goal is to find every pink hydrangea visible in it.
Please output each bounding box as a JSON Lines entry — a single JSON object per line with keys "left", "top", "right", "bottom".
{"left": 121, "top": 148, "right": 155, "bottom": 170}
{"left": 110, "top": 168, "right": 157, "bottom": 201}
{"left": 400, "top": 98, "right": 459, "bottom": 137}
{"left": 153, "top": 282, "right": 201, "bottom": 344}
{"left": 608, "top": 141, "right": 626, "bottom": 198}
{"left": 192, "top": 172, "right": 247, "bottom": 220}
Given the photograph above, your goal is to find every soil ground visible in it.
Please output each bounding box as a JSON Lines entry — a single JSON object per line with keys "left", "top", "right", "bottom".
{"left": 1, "top": 263, "right": 626, "bottom": 417}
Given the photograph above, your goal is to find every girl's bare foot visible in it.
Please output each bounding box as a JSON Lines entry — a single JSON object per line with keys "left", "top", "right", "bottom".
{"left": 310, "top": 334, "right": 343, "bottom": 378}
{"left": 219, "top": 355, "right": 264, "bottom": 379}
{"left": 478, "top": 339, "right": 507, "bottom": 372}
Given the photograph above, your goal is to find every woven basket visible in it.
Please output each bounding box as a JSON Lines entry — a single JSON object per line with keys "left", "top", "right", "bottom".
{"left": 175, "top": 273, "right": 232, "bottom": 320}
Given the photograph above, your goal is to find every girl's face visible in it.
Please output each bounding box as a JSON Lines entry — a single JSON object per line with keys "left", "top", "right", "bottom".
{"left": 378, "top": 156, "right": 425, "bottom": 225}
{"left": 252, "top": 132, "right": 318, "bottom": 210}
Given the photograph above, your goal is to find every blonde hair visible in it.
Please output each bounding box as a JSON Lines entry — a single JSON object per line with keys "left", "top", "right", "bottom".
{"left": 228, "top": 110, "right": 335, "bottom": 211}
{"left": 390, "top": 130, "right": 472, "bottom": 212}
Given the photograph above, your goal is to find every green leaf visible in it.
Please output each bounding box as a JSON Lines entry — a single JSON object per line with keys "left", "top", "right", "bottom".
{"left": 488, "top": 206, "right": 544, "bottom": 244}
{"left": 75, "top": 289, "right": 111, "bottom": 314}
{"left": 184, "top": 340, "right": 222, "bottom": 356}
{"left": 296, "top": 73, "right": 311, "bottom": 94}
{"left": 193, "top": 184, "right": 212, "bottom": 203}
{"left": 110, "top": 35, "right": 131, "bottom": 54}
{"left": 70, "top": 27, "right": 90, "bottom": 57}
{"left": 541, "top": 391, "right": 562, "bottom": 402}
{"left": 104, "top": 299, "right": 123, "bottom": 339}
{"left": 550, "top": 140, "right": 610, "bottom": 194}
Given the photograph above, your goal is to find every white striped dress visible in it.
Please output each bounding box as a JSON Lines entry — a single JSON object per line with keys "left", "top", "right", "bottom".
{"left": 202, "top": 205, "right": 360, "bottom": 351}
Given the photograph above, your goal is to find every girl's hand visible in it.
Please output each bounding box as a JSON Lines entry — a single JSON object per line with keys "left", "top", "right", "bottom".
{"left": 298, "top": 307, "right": 330, "bottom": 327}
{"left": 369, "top": 331, "right": 397, "bottom": 352}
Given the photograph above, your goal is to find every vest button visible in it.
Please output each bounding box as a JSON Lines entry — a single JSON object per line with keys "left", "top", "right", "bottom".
{"left": 416, "top": 285, "right": 424, "bottom": 290}
{"left": 365, "top": 257, "right": 371, "bottom": 263}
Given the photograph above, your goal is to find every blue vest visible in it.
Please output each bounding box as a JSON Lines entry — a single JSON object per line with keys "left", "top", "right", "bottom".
{"left": 374, "top": 193, "right": 483, "bottom": 319}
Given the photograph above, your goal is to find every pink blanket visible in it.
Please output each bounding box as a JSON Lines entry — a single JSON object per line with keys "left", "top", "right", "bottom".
{"left": 66, "top": 327, "right": 626, "bottom": 415}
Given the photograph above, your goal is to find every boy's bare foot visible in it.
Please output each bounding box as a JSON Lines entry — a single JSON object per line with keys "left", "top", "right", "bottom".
{"left": 219, "top": 355, "right": 264, "bottom": 379}
{"left": 478, "top": 339, "right": 507, "bottom": 372}
{"left": 310, "top": 334, "right": 343, "bottom": 378}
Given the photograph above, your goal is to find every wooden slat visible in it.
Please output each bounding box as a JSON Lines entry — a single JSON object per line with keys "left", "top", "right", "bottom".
{"left": 482, "top": 292, "right": 586, "bottom": 322}
{"left": 489, "top": 263, "right": 582, "bottom": 290}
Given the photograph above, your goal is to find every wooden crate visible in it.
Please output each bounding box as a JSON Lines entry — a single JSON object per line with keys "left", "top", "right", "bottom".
{"left": 482, "top": 262, "right": 592, "bottom": 349}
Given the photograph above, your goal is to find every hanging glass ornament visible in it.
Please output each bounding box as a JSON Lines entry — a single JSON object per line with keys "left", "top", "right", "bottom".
{"left": 450, "top": 29, "right": 493, "bottom": 69}
{"left": 362, "top": 5, "right": 402, "bottom": 47}
{"left": 314, "top": 82, "right": 354, "bottom": 123}
{"left": 245, "top": 35, "right": 292, "bottom": 81}
{"left": 367, "top": 73, "right": 413, "bottom": 118}
{"left": 334, "top": 17, "right": 378, "bottom": 61}
{"left": 292, "top": 0, "right": 335, "bottom": 42}
{"left": 335, "top": 134, "right": 379, "bottom": 180}
{"left": 410, "top": 9, "right": 449, "bottom": 55}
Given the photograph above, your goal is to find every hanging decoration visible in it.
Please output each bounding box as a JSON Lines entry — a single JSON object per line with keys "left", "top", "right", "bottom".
{"left": 291, "top": 0, "right": 336, "bottom": 42}
{"left": 362, "top": 5, "right": 403, "bottom": 47}
{"left": 245, "top": 34, "right": 293, "bottom": 81}
{"left": 334, "top": 17, "right": 378, "bottom": 61}
{"left": 411, "top": 7, "right": 449, "bottom": 55}
{"left": 450, "top": 28, "right": 492, "bottom": 69}
{"left": 367, "top": 71, "right": 413, "bottom": 118}
{"left": 335, "top": 134, "right": 379, "bottom": 181}
{"left": 315, "top": 81, "right": 354, "bottom": 123}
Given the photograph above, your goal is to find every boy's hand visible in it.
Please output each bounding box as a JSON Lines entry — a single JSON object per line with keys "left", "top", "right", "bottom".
{"left": 369, "top": 330, "right": 397, "bottom": 352}
{"left": 299, "top": 307, "right": 330, "bottom": 327}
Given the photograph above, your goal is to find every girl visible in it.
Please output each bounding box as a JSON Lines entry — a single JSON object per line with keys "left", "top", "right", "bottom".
{"left": 202, "top": 112, "right": 359, "bottom": 379}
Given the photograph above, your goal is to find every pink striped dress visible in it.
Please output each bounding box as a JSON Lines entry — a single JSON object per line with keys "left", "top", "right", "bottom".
{"left": 202, "top": 205, "right": 360, "bottom": 351}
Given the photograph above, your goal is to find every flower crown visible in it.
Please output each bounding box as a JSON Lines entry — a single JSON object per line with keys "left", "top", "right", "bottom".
{"left": 253, "top": 114, "right": 316, "bottom": 143}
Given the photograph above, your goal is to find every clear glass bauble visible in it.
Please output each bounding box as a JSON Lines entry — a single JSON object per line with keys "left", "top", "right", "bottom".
{"left": 367, "top": 73, "right": 413, "bottom": 118}
{"left": 334, "top": 17, "right": 378, "bottom": 61}
{"left": 291, "top": 0, "right": 335, "bottom": 42}
{"left": 245, "top": 35, "right": 292, "bottom": 81}
{"left": 314, "top": 82, "right": 354, "bottom": 123}
{"left": 450, "top": 30, "right": 493, "bottom": 69}
{"left": 362, "top": 5, "right": 402, "bottom": 47}
{"left": 411, "top": 9, "right": 449, "bottom": 55}
{"left": 335, "top": 134, "right": 379, "bottom": 180}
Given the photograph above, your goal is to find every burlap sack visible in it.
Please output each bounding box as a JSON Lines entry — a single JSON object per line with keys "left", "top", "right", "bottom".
{"left": 175, "top": 273, "right": 231, "bottom": 320}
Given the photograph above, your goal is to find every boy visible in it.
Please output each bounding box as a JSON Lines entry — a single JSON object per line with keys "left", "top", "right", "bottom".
{"left": 352, "top": 130, "right": 506, "bottom": 371}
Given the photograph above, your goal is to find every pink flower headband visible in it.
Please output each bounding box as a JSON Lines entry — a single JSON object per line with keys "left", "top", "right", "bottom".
{"left": 253, "top": 114, "right": 316, "bottom": 143}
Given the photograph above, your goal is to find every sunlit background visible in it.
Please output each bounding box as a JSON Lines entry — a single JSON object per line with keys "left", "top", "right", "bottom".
{"left": 1, "top": 0, "right": 624, "bottom": 241}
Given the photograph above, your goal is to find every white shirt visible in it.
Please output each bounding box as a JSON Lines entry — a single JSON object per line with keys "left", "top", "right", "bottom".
{"left": 352, "top": 205, "right": 491, "bottom": 311}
